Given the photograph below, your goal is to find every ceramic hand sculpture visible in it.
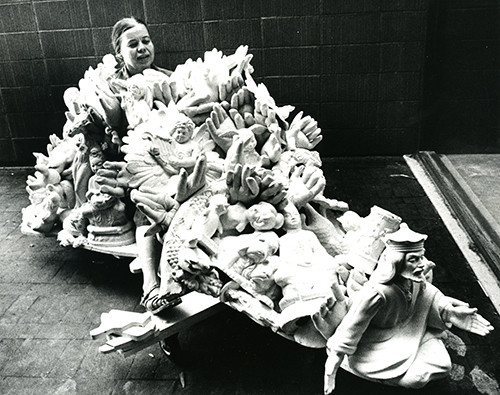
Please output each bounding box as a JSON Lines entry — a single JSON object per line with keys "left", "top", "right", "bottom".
{"left": 143, "top": 68, "right": 174, "bottom": 104}
{"left": 175, "top": 49, "right": 235, "bottom": 125}
{"left": 287, "top": 165, "right": 326, "bottom": 208}
{"left": 45, "top": 134, "right": 78, "bottom": 176}
{"left": 227, "top": 86, "right": 255, "bottom": 126}
{"left": 286, "top": 111, "right": 323, "bottom": 151}
{"left": 324, "top": 224, "right": 494, "bottom": 394}
{"left": 203, "top": 102, "right": 239, "bottom": 153}
{"left": 26, "top": 153, "right": 62, "bottom": 192}
{"left": 300, "top": 203, "right": 346, "bottom": 257}
{"left": 223, "top": 127, "right": 264, "bottom": 172}
{"left": 130, "top": 187, "right": 179, "bottom": 237}
{"left": 94, "top": 161, "right": 130, "bottom": 198}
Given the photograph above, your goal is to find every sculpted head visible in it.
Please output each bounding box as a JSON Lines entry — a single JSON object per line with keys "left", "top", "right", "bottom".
{"left": 371, "top": 223, "right": 428, "bottom": 284}
{"left": 239, "top": 231, "right": 280, "bottom": 264}
{"left": 246, "top": 202, "right": 284, "bottom": 231}
{"left": 88, "top": 143, "right": 106, "bottom": 173}
{"left": 281, "top": 202, "right": 302, "bottom": 231}
{"left": 171, "top": 116, "right": 195, "bottom": 144}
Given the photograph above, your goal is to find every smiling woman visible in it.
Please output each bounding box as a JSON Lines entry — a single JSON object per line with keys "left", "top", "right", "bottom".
{"left": 111, "top": 17, "right": 155, "bottom": 77}
{"left": 106, "top": 17, "right": 177, "bottom": 314}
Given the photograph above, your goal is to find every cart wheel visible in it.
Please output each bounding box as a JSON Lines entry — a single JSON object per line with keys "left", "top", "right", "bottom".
{"left": 159, "top": 334, "right": 184, "bottom": 365}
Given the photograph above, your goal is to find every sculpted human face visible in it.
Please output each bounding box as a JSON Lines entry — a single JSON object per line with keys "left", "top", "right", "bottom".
{"left": 247, "top": 203, "right": 278, "bottom": 231}
{"left": 172, "top": 124, "right": 193, "bottom": 144}
{"left": 89, "top": 146, "right": 105, "bottom": 173}
{"left": 120, "top": 24, "right": 154, "bottom": 75}
{"left": 400, "top": 250, "right": 426, "bottom": 282}
{"left": 282, "top": 204, "right": 301, "bottom": 230}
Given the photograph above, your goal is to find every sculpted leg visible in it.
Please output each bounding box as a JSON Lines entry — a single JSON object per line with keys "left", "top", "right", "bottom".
{"left": 397, "top": 334, "right": 451, "bottom": 389}
{"left": 136, "top": 225, "right": 161, "bottom": 296}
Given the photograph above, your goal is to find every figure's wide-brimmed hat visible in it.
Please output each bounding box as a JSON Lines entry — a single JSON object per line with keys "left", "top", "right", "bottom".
{"left": 383, "top": 223, "right": 427, "bottom": 253}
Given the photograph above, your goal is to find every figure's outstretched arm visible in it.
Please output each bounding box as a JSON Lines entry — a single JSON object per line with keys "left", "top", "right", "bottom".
{"left": 149, "top": 145, "right": 179, "bottom": 176}
{"left": 442, "top": 302, "right": 494, "bottom": 336}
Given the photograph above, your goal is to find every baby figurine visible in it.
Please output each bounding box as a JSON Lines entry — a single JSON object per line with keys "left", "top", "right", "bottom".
{"left": 148, "top": 116, "right": 201, "bottom": 174}
{"left": 237, "top": 201, "right": 284, "bottom": 233}
{"left": 167, "top": 117, "right": 200, "bottom": 171}
{"left": 116, "top": 73, "right": 154, "bottom": 129}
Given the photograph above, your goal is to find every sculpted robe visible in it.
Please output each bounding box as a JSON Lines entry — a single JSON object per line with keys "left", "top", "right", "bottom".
{"left": 327, "top": 280, "right": 452, "bottom": 388}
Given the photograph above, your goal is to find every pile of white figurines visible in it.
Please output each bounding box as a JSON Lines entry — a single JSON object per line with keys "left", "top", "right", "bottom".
{"left": 22, "top": 45, "right": 409, "bottom": 347}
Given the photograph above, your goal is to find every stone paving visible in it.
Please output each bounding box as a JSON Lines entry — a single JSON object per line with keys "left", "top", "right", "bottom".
{"left": 0, "top": 158, "right": 499, "bottom": 395}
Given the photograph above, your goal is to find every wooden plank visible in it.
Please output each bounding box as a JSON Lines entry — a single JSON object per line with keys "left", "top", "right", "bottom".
{"left": 93, "top": 292, "right": 225, "bottom": 357}
{"left": 83, "top": 243, "right": 138, "bottom": 258}
{"left": 90, "top": 310, "right": 151, "bottom": 339}
{"left": 121, "top": 320, "right": 156, "bottom": 341}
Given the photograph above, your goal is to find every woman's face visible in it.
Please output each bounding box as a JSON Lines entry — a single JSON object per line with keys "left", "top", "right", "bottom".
{"left": 119, "top": 24, "right": 154, "bottom": 75}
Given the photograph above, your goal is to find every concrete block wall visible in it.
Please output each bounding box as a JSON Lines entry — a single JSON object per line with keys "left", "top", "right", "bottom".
{"left": 421, "top": 0, "right": 500, "bottom": 153}
{"left": 0, "top": 0, "right": 431, "bottom": 165}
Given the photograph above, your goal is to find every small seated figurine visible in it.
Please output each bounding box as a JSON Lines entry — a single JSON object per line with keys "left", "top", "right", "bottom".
{"left": 81, "top": 144, "right": 133, "bottom": 246}
{"left": 114, "top": 73, "right": 154, "bottom": 129}
{"left": 61, "top": 142, "right": 133, "bottom": 247}
{"left": 273, "top": 202, "right": 342, "bottom": 342}
{"left": 167, "top": 117, "right": 200, "bottom": 171}
{"left": 277, "top": 202, "right": 338, "bottom": 270}
{"left": 149, "top": 115, "right": 200, "bottom": 174}
{"left": 80, "top": 189, "right": 134, "bottom": 247}
{"left": 324, "top": 224, "right": 494, "bottom": 393}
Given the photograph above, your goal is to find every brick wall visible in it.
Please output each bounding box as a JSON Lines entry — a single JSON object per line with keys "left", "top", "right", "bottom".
{"left": 0, "top": 0, "right": 431, "bottom": 165}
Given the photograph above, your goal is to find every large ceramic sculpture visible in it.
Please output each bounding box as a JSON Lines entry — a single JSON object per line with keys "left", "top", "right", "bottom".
{"left": 22, "top": 44, "right": 493, "bottom": 392}
{"left": 323, "top": 224, "right": 493, "bottom": 393}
